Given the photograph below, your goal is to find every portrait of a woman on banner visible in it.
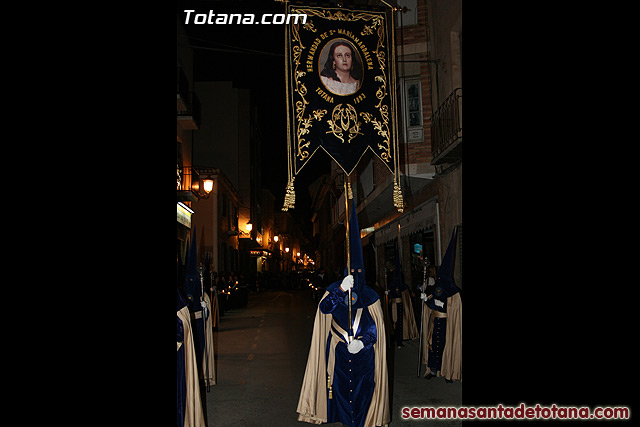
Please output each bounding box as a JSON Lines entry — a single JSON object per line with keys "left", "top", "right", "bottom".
{"left": 319, "top": 39, "right": 363, "bottom": 96}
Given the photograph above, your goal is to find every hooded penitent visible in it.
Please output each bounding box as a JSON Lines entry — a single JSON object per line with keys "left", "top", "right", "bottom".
{"left": 387, "top": 245, "right": 418, "bottom": 342}
{"left": 183, "top": 228, "right": 215, "bottom": 388}
{"left": 183, "top": 228, "right": 206, "bottom": 365}
{"left": 177, "top": 287, "right": 206, "bottom": 427}
{"left": 297, "top": 202, "right": 390, "bottom": 427}
{"left": 420, "top": 227, "right": 462, "bottom": 381}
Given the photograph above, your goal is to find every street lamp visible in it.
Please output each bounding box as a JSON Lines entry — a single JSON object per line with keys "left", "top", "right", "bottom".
{"left": 202, "top": 178, "right": 214, "bottom": 194}
{"left": 246, "top": 221, "right": 253, "bottom": 232}
{"left": 192, "top": 170, "right": 215, "bottom": 198}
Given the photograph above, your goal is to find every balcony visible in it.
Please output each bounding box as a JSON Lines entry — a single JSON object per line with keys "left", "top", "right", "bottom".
{"left": 177, "top": 91, "right": 201, "bottom": 131}
{"left": 177, "top": 67, "right": 189, "bottom": 111}
{"left": 177, "top": 166, "right": 201, "bottom": 202}
{"left": 430, "top": 88, "right": 462, "bottom": 165}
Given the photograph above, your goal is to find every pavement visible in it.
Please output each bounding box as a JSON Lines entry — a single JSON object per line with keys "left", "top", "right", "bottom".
{"left": 200, "top": 288, "right": 461, "bottom": 426}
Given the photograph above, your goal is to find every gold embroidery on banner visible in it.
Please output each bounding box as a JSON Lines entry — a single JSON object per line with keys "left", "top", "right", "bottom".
{"left": 289, "top": 6, "right": 396, "bottom": 171}
{"left": 326, "top": 104, "right": 362, "bottom": 144}
{"left": 303, "top": 20, "right": 316, "bottom": 32}
{"left": 298, "top": 109, "right": 327, "bottom": 160}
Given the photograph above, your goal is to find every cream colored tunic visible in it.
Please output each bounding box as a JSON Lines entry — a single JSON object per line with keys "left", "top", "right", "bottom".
{"left": 177, "top": 306, "right": 206, "bottom": 427}
{"left": 201, "top": 293, "right": 216, "bottom": 387}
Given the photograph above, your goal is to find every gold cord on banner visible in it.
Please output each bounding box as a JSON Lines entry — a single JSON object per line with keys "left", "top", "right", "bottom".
{"left": 282, "top": 0, "right": 295, "bottom": 211}
{"left": 390, "top": 6, "right": 404, "bottom": 214}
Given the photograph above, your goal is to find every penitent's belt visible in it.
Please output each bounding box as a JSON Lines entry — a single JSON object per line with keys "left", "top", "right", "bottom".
{"left": 326, "top": 308, "right": 363, "bottom": 398}
{"left": 390, "top": 298, "right": 402, "bottom": 323}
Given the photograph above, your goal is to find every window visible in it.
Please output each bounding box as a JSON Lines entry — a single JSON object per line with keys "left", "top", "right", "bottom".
{"left": 361, "top": 158, "right": 375, "bottom": 199}
{"left": 408, "top": 83, "right": 422, "bottom": 127}
{"left": 222, "top": 193, "right": 228, "bottom": 216}
{"left": 403, "top": 78, "right": 423, "bottom": 142}
{"left": 396, "top": 0, "right": 417, "bottom": 26}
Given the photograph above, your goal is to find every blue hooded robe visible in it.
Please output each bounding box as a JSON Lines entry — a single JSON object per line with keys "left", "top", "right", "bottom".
{"left": 183, "top": 228, "right": 206, "bottom": 368}
{"left": 422, "top": 227, "right": 462, "bottom": 380}
{"left": 297, "top": 202, "right": 390, "bottom": 427}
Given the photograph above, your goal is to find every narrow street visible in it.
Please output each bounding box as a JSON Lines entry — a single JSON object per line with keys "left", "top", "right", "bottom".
{"left": 202, "top": 289, "right": 461, "bottom": 426}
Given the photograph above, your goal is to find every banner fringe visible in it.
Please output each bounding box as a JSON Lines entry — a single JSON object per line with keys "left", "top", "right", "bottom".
{"left": 393, "top": 180, "right": 404, "bottom": 213}
{"left": 282, "top": 179, "right": 296, "bottom": 211}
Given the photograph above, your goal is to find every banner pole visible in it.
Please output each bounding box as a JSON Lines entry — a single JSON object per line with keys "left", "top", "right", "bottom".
{"left": 344, "top": 172, "right": 352, "bottom": 343}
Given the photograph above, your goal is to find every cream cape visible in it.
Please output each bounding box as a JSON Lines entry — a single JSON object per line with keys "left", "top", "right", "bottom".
{"left": 177, "top": 306, "right": 206, "bottom": 427}
{"left": 400, "top": 289, "right": 419, "bottom": 340}
{"left": 420, "top": 292, "right": 462, "bottom": 380}
{"left": 202, "top": 292, "right": 216, "bottom": 387}
{"left": 297, "top": 291, "right": 390, "bottom": 427}
{"left": 211, "top": 290, "right": 220, "bottom": 328}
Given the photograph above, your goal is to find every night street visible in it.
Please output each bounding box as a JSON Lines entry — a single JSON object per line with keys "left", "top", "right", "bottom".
{"left": 201, "top": 289, "right": 461, "bottom": 426}
{"left": 174, "top": 1, "right": 636, "bottom": 423}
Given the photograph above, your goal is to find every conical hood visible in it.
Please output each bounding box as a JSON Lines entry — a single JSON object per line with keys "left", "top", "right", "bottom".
{"left": 345, "top": 201, "right": 365, "bottom": 292}
{"left": 184, "top": 227, "right": 201, "bottom": 304}
{"left": 389, "top": 243, "right": 408, "bottom": 292}
{"left": 435, "top": 227, "right": 459, "bottom": 295}
{"left": 327, "top": 200, "right": 379, "bottom": 307}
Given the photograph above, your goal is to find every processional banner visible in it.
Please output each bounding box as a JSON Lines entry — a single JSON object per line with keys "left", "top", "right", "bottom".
{"left": 282, "top": 4, "right": 403, "bottom": 212}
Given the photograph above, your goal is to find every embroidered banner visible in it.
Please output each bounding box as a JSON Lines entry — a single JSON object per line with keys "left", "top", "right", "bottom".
{"left": 282, "top": 5, "right": 403, "bottom": 212}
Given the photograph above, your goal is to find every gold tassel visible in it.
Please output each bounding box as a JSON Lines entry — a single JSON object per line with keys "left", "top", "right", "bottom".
{"left": 347, "top": 181, "right": 353, "bottom": 200}
{"left": 281, "top": 178, "right": 296, "bottom": 211}
{"left": 393, "top": 180, "right": 404, "bottom": 213}
{"left": 328, "top": 375, "right": 333, "bottom": 399}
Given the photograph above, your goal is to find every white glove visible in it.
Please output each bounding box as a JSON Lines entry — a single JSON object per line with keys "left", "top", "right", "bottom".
{"left": 340, "top": 274, "right": 354, "bottom": 292}
{"left": 384, "top": 290, "right": 390, "bottom": 295}
{"left": 420, "top": 292, "right": 427, "bottom": 301}
{"left": 347, "top": 339, "right": 364, "bottom": 354}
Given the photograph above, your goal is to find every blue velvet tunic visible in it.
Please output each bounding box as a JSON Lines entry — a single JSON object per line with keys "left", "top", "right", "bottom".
{"left": 320, "top": 287, "right": 377, "bottom": 427}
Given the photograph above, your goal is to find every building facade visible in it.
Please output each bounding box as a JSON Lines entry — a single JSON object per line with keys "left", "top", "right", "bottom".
{"left": 310, "top": 0, "right": 462, "bottom": 292}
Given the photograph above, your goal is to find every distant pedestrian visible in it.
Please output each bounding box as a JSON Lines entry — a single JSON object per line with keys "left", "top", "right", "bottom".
{"left": 385, "top": 246, "right": 418, "bottom": 348}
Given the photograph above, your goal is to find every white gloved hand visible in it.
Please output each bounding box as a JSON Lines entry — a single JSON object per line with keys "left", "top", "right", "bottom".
{"left": 420, "top": 292, "right": 427, "bottom": 301}
{"left": 340, "top": 274, "right": 354, "bottom": 292}
{"left": 384, "top": 290, "right": 390, "bottom": 295}
{"left": 347, "top": 339, "right": 364, "bottom": 354}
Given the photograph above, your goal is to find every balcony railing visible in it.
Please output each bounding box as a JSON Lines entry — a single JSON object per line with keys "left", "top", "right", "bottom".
{"left": 431, "top": 88, "right": 462, "bottom": 165}
{"left": 177, "top": 91, "right": 201, "bottom": 130}
{"left": 177, "top": 67, "right": 189, "bottom": 111}
{"left": 177, "top": 166, "right": 200, "bottom": 202}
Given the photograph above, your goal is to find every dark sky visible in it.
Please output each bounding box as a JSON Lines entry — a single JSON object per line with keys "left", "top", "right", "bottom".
{"left": 177, "top": 0, "right": 331, "bottom": 233}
